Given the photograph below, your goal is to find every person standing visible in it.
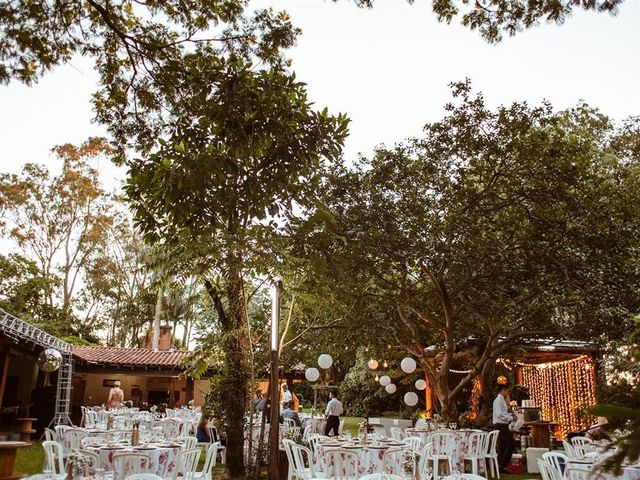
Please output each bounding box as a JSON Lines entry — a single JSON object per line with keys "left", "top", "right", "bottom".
{"left": 281, "top": 383, "right": 292, "bottom": 408}
{"left": 324, "top": 391, "right": 343, "bottom": 436}
{"left": 493, "top": 384, "right": 517, "bottom": 473}
{"left": 107, "top": 380, "right": 124, "bottom": 409}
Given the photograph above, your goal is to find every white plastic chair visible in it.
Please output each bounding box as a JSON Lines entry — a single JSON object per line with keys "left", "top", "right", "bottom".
{"left": 428, "top": 432, "right": 455, "bottom": 480}
{"left": 79, "top": 449, "right": 102, "bottom": 475}
{"left": 284, "top": 418, "right": 297, "bottom": 427}
{"left": 172, "top": 448, "right": 202, "bottom": 480}
{"left": 324, "top": 448, "right": 359, "bottom": 480}
{"left": 389, "top": 427, "right": 404, "bottom": 441}
{"left": 283, "top": 439, "right": 316, "bottom": 480}
{"left": 126, "top": 475, "right": 163, "bottom": 480}
{"left": 54, "top": 425, "right": 69, "bottom": 445}
{"left": 564, "top": 467, "right": 606, "bottom": 480}
{"left": 338, "top": 418, "right": 345, "bottom": 436}
{"left": 562, "top": 440, "right": 577, "bottom": 459}
{"left": 308, "top": 434, "right": 329, "bottom": 454}
{"left": 177, "top": 435, "right": 198, "bottom": 450}
{"left": 44, "top": 428, "right": 57, "bottom": 442}
{"left": 381, "top": 447, "right": 404, "bottom": 476}
{"left": 463, "top": 431, "right": 486, "bottom": 475}
{"left": 570, "top": 436, "right": 593, "bottom": 446}
{"left": 403, "top": 436, "right": 422, "bottom": 477}
{"left": 417, "top": 443, "right": 434, "bottom": 480}
{"left": 442, "top": 475, "right": 485, "bottom": 480}
{"left": 482, "top": 430, "right": 500, "bottom": 479}
{"left": 191, "top": 442, "right": 221, "bottom": 480}
{"left": 113, "top": 453, "right": 151, "bottom": 480}
{"left": 42, "top": 440, "right": 66, "bottom": 479}
{"left": 538, "top": 459, "right": 562, "bottom": 480}
{"left": 359, "top": 475, "right": 404, "bottom": 480}
{"left": 543, "top": 451, "right": 568, "bottom": 476}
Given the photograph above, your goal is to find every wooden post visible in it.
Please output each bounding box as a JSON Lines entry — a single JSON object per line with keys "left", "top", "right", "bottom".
{"left": 0, "top": 353, "right": 9, "bottom": 413}
{"left": 186, "top": 378, "right": 195, "bottom": 403}
{"left": 268, "top": 280, "right": 282, "bottom": 480}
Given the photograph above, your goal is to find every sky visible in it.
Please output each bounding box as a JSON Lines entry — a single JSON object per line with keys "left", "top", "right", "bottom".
{"left": 1, "top": 0, "right": 639, "bottom": 187}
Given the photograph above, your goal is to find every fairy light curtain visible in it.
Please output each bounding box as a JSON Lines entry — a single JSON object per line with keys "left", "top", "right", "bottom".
{"left": 521, "top": 355, "right": 596, "bottom": 437}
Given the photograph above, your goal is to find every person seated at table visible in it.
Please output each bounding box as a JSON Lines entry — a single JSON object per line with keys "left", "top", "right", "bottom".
{"left": 280, "top": 400, "right": 302, "bottom": 427}
{"left": 196, "top": 413, "right": 210, "bottom": 442}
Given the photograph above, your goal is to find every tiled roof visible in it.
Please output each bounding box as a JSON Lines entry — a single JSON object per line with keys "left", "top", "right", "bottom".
{"left": 73, "top": 346, "right": 190, "bottom": 369}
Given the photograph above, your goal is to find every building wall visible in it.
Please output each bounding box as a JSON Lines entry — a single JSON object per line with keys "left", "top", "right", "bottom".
{"left": 75, "top": 372, "right": 209, "bottom": 408}
{"left": 5, "top": 353, "right": 38, "bottom": 413}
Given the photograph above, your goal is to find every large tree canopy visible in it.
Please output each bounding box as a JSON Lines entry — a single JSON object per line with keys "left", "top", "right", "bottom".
{"left": 295, "top": 82, "right": 640, "bottom": 420}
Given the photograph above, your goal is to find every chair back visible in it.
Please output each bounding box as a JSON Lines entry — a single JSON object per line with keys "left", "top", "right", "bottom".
{"left": 65, "top": 428, "right": 88, "bottom": 450}
{"left": 430, "top": 432, "right": 455, "bottom": 456}
{"left": 177, "top": 435, "right": 198, "bottom": 450}
{"left": 42, "top": 440, "right": 65, "bottom": 475}
{"left": 417, "top": 443, "right": 434, "bottom": 479}
{"left": 415, "top": 418, "right": 428, "bottom": 429}
{"left": 308, "top": 434, "right": 328, "bottom": 454}
{"left": 562, "top": 440, "right": 577, "bottom": 459}
{"left": 574, "top": 444, "right": 597, "bottom": 456}
{"left": 338, "top": 418, "right": 345, "bottom": 435}
{"left": 173, "top": 448, "right": 201, "bottom": 480}
{"left": 485, "top": 430, "right": 499, "bottom": 455}
{"left": 403, "top": 436, "right": 422, "bottom": 453}
{"left": 389, "top": 427, "right": 403, "bottom": 441}
{"left": 79, "top": 449, "right": 101, "bottom": 475}
{"left": 54, "top": 425, "right": 69, "bottom": 442}
{"left": 44, "top": 428, "right": 57, "bottom": 442}
{"left": 201, "top": 442, "right": 221, "bottom": 475}
{"left": 125, "top": 475, "right": 163, "bottom": 480}
{"left": 466, "top": 431, "right": 484, "bottom": 456}
{"left": 113, "top": 453, "right": 151, "bottom": 480}
{"left": 564, "top": 467, "right": 606, "bottom": 480}
{"left": 286, "top": 426, "right": 302, "bottom": 442}
{"left": 571, "top": 436, "right": 593, "bottom": 446}
{"left": 290, "top": 442, "right": 316, "bottom": 480}
{"left": 543, "top": 451, "right": 568, "bottom": 476}
{"left": 284, "top": 418, "right": 297, "bottom": 427}
{"left": 302, "top": 425, "right": 312, "bottom": 443}
{"left": 381, "top": 447, "right": 404, "bottom": 475}
{"left": 325, "top": 448, "right": 359, "bottom": 480}
{"left": 538, "top": 459, "right": 562, "bottom": 480}
{"left": 85, "top": 410, "right": 98, "bottom": 428}
{"left": 206, "top": 425, "right": 219, "bottom": 443}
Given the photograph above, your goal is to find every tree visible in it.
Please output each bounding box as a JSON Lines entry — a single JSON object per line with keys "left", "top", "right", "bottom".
{"left": 346, "top": 0, "right": 621, "bottom": 42}
{"left": 297, "top": 82, "right": 640, "bottom": 421}
{"left": 0, "top": 138, "right": 114, "bottom": 333}
{"left": 123, "top": 47, "right": 348, "bottom": 478}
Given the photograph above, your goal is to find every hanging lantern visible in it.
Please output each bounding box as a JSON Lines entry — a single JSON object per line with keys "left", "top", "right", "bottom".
{"left": 497, "top": 375, "right": 508, "bottom": 385}
{"left": 318, "top": 354, "right": 333, "bottom": 369}
{"left": 379, "top": 375, "right": 391, "bottom": 387}
{"left": 305, "top": 368, "right": 320, "bottom": 382}
{"left": 400, "top": 357, "right": 417, "bottom": 374}
{"left": 404, "top": 392, "right": 419, "bottom": 406}
{"left": 415, "top": 379, "right": 427, "bottom": 391}
{"left": 385, "top": 383, "right": 397, "bottom": 394}
{"left": 368, "top": 359, "right": 379, "bottom": 370}
{"left": 374, "top": 374, "right": 379, "bottom": 382}
{"left": 382, "top": 360, "right": 388, "bottom": 369}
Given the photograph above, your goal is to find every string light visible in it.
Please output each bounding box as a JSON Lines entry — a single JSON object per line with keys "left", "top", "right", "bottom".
{"left": 521, "top": 355, "right": 596, "bottom": 438}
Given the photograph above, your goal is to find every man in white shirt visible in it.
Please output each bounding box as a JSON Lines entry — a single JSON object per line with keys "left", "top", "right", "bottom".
{"left": 281, "top": 383, "right": 292, "bottom": 408}
{"left": 493, "top": 384, "right": 517, "bottom": 473}
{"left": 324, "top": 391, "right": 343, "bottom": 436}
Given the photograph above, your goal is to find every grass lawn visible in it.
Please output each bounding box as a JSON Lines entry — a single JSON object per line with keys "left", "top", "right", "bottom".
{"left": 16, "top": 442, "right": 45, "bottom": 475}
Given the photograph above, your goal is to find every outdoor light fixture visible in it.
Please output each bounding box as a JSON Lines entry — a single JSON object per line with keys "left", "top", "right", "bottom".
{"left": 270, "top": 282, "right": 280, "bottom": 352}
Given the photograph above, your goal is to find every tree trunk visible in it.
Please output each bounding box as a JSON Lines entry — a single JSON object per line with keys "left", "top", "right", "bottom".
{"left": 152, "top": 285, "right": 163, "bottom": 350}
{"left": 476, "top": 358, "right": 497, "bottom": 427}
{"left": 221, "top": 260, "right": 250, "bottom": 480}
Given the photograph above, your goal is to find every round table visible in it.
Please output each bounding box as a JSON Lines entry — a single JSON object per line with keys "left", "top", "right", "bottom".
{"left": 313, "top": 441, "right": 405, "bottom": 477}
{"left": 86, "top": 444, "right": 183, "bottom": 478}
{"left": 0, "top": 441, "right": 31, "bottom": 480}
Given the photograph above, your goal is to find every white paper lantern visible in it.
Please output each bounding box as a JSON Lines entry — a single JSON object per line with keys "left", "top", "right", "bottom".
{"left": 415, "top": 379, "right": 427, "bottom": 391}
{"left": 385, "top": 383, "right": 397, "bottom": 394}
{"left": 379, "top": 375, "right": 391, "bottom": 387}
{"left": 305, "top": 367, "right": 320, "bottom": 382}
{"left": 404, "top": 392, "right": 419, "bottom": 406}
{"left": 400, "top": 357, "right": 417, "bottom": 374}
{"left": 368, "top": 359, "right": 379, "bottom": 370}
{"left": 318, "top": 354, "right": 333, "bottom": 369}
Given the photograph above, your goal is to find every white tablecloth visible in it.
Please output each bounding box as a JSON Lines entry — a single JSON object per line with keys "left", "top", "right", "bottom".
{"left": 313, "top": 442, "right": 405, "bottom": 477}
{"left": 86, "top": 444, "right": 183, "bottom": 478}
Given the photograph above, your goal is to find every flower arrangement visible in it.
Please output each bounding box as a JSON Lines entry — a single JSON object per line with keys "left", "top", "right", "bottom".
{"left": 66, "top": 450, "right": 90, "bottom": 477}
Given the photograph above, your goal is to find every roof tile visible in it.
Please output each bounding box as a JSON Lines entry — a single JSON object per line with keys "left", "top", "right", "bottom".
{"left": 73, "top": 346, "right": 190, "bottom": 369}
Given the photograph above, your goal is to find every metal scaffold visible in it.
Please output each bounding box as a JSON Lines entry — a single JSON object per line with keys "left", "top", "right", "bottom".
{"left": 0, "top": 307, "right": 74, "bottom": 425}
